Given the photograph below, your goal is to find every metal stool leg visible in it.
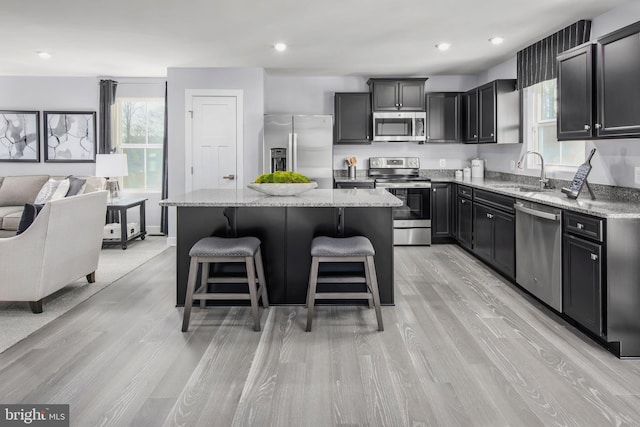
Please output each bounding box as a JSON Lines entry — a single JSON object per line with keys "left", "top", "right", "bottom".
{"left": 255, "top": 247, "right": 269, "bottom": 308}
{"left": 306, "top": 257, "right": 320, "bottom": 332}
{"left": 365, "top": 255, "right": 384, "bottom": 331}
{"left": 182, "top": 257, "right": 200, "bottom": 332}
{"left": 245, "top": 256, "right": 261, "bottom": 332}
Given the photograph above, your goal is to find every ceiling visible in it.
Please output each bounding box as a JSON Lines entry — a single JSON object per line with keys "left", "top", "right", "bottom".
{"left": 1, "top": 0, "right": 630, "bottom": 78}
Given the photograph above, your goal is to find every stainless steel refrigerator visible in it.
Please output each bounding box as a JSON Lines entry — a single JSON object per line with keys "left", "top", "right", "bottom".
{"left": 263, "top": 115, "right": 333, "bottom": 189}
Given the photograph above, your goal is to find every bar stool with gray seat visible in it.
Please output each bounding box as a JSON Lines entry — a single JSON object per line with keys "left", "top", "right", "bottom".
{"left": 182, "top": 236, "right": 269, "bottom": 332}
{"left": 306, "top": 235, "right": 383, "bottom": 332}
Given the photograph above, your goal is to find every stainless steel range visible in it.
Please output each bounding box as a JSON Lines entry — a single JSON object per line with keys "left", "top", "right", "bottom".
{"left": 369, "top": 157, "right": 431, "bottom": 246}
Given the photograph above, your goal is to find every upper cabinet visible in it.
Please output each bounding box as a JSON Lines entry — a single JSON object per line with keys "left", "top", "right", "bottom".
{"left": 368, "top": 78, "right": 427, "bottom": 111}
{"left": 464, "top": 79, "right": 519, "bottom": 144}
{"left": 557, "top": 21, "right": 640, "bottom": 140}
{"left": 557, "top": 44, "right": 596, "bottom": 140}
{"left": 425, "top": 92, "right": 463, "bottom": 143}
{"left": 334, "top": 92, "right": 372, "bottom": 145}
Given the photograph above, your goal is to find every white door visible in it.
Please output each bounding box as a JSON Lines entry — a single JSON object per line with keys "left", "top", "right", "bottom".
{"left": 186, "top": 91, "right": 243, "bottom": 191}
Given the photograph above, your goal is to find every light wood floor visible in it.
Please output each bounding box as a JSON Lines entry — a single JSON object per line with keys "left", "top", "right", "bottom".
{"left": 1, "top": 245, "right": 640, "bottom": 426}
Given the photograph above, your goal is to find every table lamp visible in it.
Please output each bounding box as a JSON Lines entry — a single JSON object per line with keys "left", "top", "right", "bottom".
{"left": 95, "top": 153, "right": 128, "bottom": 202}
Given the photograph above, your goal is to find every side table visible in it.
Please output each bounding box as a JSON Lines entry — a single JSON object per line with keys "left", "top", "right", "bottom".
{"left": 103, "top": 198, "right": 147, "bottom": 249}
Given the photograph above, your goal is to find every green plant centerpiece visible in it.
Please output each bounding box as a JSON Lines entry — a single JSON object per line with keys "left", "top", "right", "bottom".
{"left": 253, "top": 171, "right": 311, "bottom": 183}
{"left": 248, "top": 171, "right": 317, "bottom": 196}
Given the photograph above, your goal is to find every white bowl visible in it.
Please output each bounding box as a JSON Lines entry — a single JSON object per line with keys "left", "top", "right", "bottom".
{"left": 247, "top": 182, "right": 318, "bottom": 196}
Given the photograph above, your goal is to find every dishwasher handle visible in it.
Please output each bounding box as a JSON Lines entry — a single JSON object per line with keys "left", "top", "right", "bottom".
{"left": 514, "top": 203, "right": 560, "bottom": 221}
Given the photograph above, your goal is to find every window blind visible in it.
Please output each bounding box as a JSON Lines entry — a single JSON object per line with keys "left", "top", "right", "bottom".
{"left": 516, "top": 20, "right": 591, "bottom": 90}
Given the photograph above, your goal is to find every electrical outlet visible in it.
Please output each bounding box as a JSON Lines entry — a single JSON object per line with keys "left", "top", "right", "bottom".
{"left": 439, "top": 159, "right": 446, "bottom": 168}
{"left": 635, "top": 167, "right": 640, "bottom": 184}
{"left": 510, "top": 160, "right": 516, "bottom": 171}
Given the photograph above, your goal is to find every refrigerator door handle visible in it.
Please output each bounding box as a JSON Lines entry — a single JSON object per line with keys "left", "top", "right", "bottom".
{"left": 287, "top": 133, "right": 293, "bottom": 172}
{"left": 292, "top": 133, "right": 298, "bottom": 172}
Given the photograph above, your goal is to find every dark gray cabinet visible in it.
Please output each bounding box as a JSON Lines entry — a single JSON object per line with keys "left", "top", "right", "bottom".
{"left": 563, "top": 234, "right": 603, "bottom": 336}
{"left": 456, "top": 186, "right": 473, "bottom": 250}
{"left": 472, "top": 189, "right": 515, "bottom": 279}
{"left": 426, "top": 92, "right": 463, "bottom": 143}
{"left": 562, "top": 211, "right": 604, "bottom": 337}
{"left": 557, "top": 21, "right": 640, "bottom": 141}
{"left": 464, "top": 89, "right": 478, "bottom": 142}
{"left": 464, "top": 80, "right": 519, "bottom": 144}
{"left": 557, "top": 43, "right": 596, "bottom": 140}
{"left": 334, "top": 92, "right": 372, "bottom": 144}
{"left": 596, "top": 21, "right": 640, "bottom": 138}
{"left": 335, "top": 181, "right": 374, "bottom": 189}
{"left": 431, "top": 183, "right": 453, "bottom": 242}
{"left": 368, "top": 78, "right": 427, "bottom": 111}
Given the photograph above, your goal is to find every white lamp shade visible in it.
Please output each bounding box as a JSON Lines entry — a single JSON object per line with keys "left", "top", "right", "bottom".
{"left": 95, "top": 154, "right": 129, "bottom": 177}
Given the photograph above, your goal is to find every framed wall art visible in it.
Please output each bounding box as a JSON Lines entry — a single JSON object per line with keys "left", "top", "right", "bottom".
{"left": 44, "top": 111, "right": 97, "bottom": 163}
{"left": 0, "top": 110, "right": 40, "bottom": 162}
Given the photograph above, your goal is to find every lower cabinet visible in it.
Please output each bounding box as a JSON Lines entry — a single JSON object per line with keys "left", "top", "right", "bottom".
{"left": 472, "top": 200, "right": 515, "bottom": 279}
{"left": 563, "top": 230, "right": 604, "bottom": 336}
{"left": 335, "top": 181, "right": 375, "bottom": 189}
{"left": 456, "top": 195, "right": 472, "bottom": 249}
{"left": 431, "top": 183, "right": 453, "bottom": 242}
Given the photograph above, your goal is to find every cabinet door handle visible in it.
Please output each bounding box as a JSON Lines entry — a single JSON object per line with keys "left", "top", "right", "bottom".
{"left": 595, "top": 123, "right": 602, "bottom": 129}
{"left": 223, "top": 174, "right": 235, "bottom": 180}
{"left": 490, "top": 133, "right": 494, "bottom": 137}
{"left": 591, "top": 253, "right": 598, "bottom": 261}
{"left": 473, "top": 134, "right": 477, "bottom": 138}
{"left": 486, "top": 213, "right": 493, "bottom": 219}
{"left": 399, "top": 103, "right": 403, "bottom": 107}
{"left": 576, "top": 222, "right": 584, "bottom": 230}
{"left": 461, "top": 199, "right": 465, "bottom": 204}
{"left": 584, "top": 124, "right": 591, "bottom": 130}
{"left": 433, "top": 188, "right": 437, "bottom": 192}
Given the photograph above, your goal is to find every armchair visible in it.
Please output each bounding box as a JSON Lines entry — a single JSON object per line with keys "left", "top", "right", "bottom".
{"left": 0, "top": 191, "right": 108, "bottom": 312}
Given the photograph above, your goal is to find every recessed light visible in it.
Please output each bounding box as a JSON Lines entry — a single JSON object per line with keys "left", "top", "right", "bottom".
{"left": 274, "top": 42, "right": 287, "bottom": 52}
{"left": 489, "top": 37, "right": 504, "bottom": 45}
{"left": 37, "top": 51, "right": 52, "bottom": 59}
{"left": 436, "top": 43, "right": 451, "bottom": 51}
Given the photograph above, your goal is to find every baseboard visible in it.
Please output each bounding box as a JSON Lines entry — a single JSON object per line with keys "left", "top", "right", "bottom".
{"left": 166, "top": 236, "right": 177, "bottom": 246}
{"left": 147, "top": 225, "right": 161, "bottom": 235}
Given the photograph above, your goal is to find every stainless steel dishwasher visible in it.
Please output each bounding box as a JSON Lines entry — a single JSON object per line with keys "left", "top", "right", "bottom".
{"left": 515, "top": 201, "right": 563, "bottom": 311}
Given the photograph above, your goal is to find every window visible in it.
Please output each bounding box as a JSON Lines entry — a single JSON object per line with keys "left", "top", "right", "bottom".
{"left": 523, "top": 80, "right": 584, "bottom": 169}
{"left": 114, "top": 98, "right": 164, "bottom": 191}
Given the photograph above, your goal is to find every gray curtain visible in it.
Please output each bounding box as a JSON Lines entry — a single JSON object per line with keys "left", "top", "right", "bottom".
{"left": 160, "top": 82, "right": 169, "bottom": 235}
{"left": 517, "top": 20, "right": 591, "bottom": 90}
{"left": 98, "top": 79, "right": 118, "bottom": 153}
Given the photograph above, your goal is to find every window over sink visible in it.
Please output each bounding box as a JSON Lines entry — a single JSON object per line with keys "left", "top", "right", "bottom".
{"left": 522, "top": 79, "right": 585, "bottom": 170}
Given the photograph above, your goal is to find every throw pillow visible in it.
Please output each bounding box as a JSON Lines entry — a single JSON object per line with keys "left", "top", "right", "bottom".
{"left": 16, "top": 203, "right": 44, "bottom": 235}
{"left": 65, "top": 176, "right": 86, "bottom": 197}
{"left": 34, "top": 178, "right": 70, "bottom": 204}
{"left": 51, "top": 179, "right": 70, "bottom": 200}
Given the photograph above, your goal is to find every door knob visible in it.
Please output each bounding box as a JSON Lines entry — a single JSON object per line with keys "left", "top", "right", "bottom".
{"left": 223, "top": 174, "right": 235, "bottom": 180}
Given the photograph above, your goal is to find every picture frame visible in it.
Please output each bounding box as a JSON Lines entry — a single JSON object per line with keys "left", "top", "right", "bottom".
{"left": 44, "top": 111, "right": 97, "bottom": 163}
{"left": 0, "top": 110, "right": 40, "bottom": 162}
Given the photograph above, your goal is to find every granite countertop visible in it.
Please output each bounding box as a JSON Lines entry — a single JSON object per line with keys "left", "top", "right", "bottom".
{"left": 438, "top": 177, "right": 640, "bottom": 219}
{"left": 160, "top": 188, "right": 403, "bottom": 207}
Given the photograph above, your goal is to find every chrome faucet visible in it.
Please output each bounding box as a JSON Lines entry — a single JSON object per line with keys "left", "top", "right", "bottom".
{"left": 517, "top": 151, "right": 550, "bottom": 189}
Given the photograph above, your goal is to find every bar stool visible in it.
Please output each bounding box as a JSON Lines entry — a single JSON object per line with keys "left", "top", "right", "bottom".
{"left": 305, "top": 236, "right": 383, "bottom": 332}
{"left": 182, "top": 236, "right": 269, "bottom": 332}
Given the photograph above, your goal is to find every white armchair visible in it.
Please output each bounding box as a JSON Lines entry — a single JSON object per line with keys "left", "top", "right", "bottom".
{"left": 0, "top": 191, "right": 108, "bottom": 312}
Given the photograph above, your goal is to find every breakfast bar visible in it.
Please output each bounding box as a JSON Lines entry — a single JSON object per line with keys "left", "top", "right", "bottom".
{"left": 160, "top": 188, "right": 402, "bottom": 306}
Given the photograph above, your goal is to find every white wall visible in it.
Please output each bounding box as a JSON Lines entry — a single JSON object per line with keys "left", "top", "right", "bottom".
{"left": 0, "top": 76, "right": 166, "bottom": 232}
{"left": 265, "top": 74, "right": 479, "bottom": 172}
{"left": 477, "top": 1, "right": 640, "bottom": 188}
{"left": 166, "top": 67, "right": 265, "bottom": 238}
{"left": 0, "top": 76, "right": 98, "bottom": 177}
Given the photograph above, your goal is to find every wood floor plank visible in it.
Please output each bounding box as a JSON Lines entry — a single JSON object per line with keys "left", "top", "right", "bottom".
{"left": 1, "top": 244, "right": 640, "bottom": 426}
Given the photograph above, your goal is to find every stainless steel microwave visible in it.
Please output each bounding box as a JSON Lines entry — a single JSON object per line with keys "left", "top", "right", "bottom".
{"left": 372, "top": 112, "right": 426, "bottom": 142}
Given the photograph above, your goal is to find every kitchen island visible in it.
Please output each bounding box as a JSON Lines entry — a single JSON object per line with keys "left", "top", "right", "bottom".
{"left": 160, "top": 188, "right": 402, "bottom": 306}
